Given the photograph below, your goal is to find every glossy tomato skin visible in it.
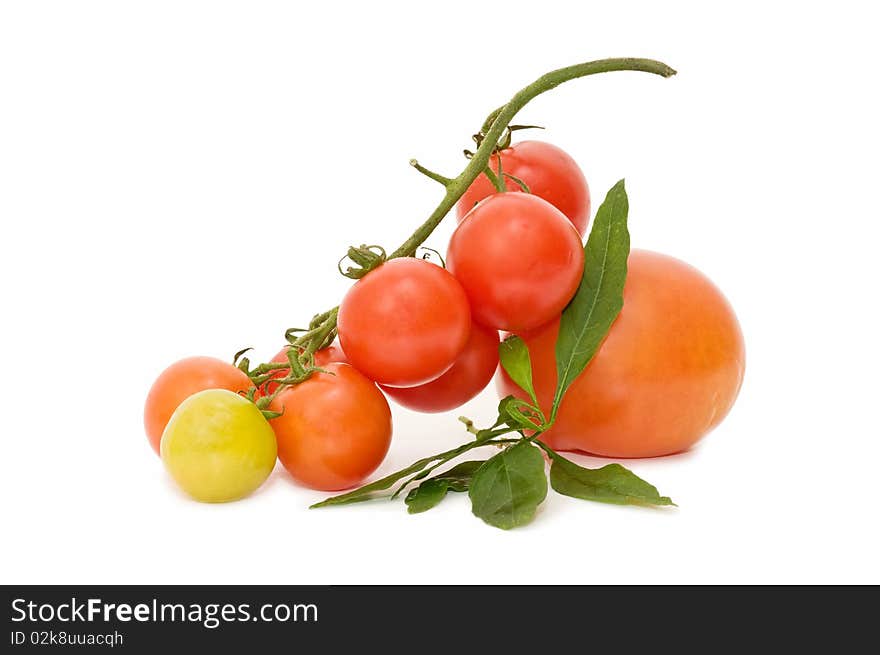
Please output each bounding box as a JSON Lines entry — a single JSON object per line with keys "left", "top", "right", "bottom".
{"left": 456, "top": 141, "right": 590, "bottom": 235}
{"left": 381, "top": 323, "right": 500, "bottom": 413}
{"left": 447, "top": 193, "right": 584, "bottom": 332}
{"left": 262, "top": 341, "right": 348, "bottom": 395}
{"left": 144, "top": 356, "right": 251, "bottom": 455}
{"left": 269, "top": 363, "right": 392, "bottom": 491}
{"left": 313, "top": 342, "right": 348, "bottom": 368}
{"left": 498, "top": 250, "right": 745, "bottom": 458}
{"left": 337, "top": 258, "right": 471, "bottom": 388}
{"left": 161, "top": 389, "right": 277, "bottom": 503}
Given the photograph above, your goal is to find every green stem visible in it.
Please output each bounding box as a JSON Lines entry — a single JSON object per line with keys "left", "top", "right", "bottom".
{"left": 296, "top": 307, "right": 338, "bottom": 355}
{"left": 410, "top": 159, "right": 453, "bottom": 186}
{"left": 483, "top": 165, "right": 505, "bottom": 193}
{"left": 392, "top": 57, "right": 675, "bottom": 258}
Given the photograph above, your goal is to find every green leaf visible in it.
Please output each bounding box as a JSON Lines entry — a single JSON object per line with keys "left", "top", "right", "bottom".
{"left": 553, "top": 179, "right": 630, "bottom": 418}
{"left": 499, "top": 335, "right": 539, "bottom": 408}
{"left": 469, "top": 440, "right": 548, "bottom": 529}
{"left": 548, "top": 452, "right": 675, "bottom": 507}
{"left": 404, "top": 461, "right": 484, "bottom": 514}
{"left": 310, "top": 458, "right": 437, "bottom": 508}
{"left": 312, "top": 444, "right": 469, "bottom": 508}
{"left": 312, "top": 436, "right": 501, "bottom": 508}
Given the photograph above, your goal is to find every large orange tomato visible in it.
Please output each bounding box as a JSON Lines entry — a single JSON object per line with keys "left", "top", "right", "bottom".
{"left": 144, "top": 356, "right": 252, "bottom": 455}
{"left": 498, "top": 250, "right": 745, "bottom": 457}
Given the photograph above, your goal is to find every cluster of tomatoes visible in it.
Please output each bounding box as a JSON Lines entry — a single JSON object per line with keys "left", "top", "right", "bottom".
{"left": 144, "top": 139, "right": 745, "bottom": 504}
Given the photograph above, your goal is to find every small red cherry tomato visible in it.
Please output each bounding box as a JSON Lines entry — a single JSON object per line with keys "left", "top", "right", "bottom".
{"left": 313, "top": 341, "right": 348, "bottom": 368}
{"left": 337, "top": 258, "right": 471, "bottom": 388}
{"left": 447, "top": 193, "right": 584, "bottom": 332}
{"left": 381, "top": 323, "right": 499, "bottom": 412}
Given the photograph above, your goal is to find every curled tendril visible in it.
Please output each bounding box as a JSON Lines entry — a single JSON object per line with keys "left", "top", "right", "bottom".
{"left": 232, "top": 347, "right": 253, "bottom": 366}
{"left": 284, "top": 327, "right": 308, "bottom": 343}
{"left": 416, "top": 246, "right": 446, "bottom": 268}
{"left": 337, "top": 244, "right": 387, "bottom": 280}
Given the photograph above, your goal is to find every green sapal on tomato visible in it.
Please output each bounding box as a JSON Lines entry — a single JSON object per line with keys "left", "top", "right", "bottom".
{"left": 160, "top": 389, "right": 277, "bottom": 503}
{"left": 455, "top": 140, "right": 591, "bottom": 236}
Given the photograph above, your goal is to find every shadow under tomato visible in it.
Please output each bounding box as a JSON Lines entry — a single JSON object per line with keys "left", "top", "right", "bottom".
{"left": 549, "top": 444, "right": 701, "bottom": 466}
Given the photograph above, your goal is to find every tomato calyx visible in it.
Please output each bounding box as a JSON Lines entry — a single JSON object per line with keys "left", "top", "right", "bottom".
{"left": 466, "top": 122, "right": 539, "bottom": 195}
{"left": 233, "top": 307, "right": 341, "bottom": 419}
{"left": 337, "top": 244, "right": 387, "bottom": 280}
{"left": 471, "top": 122, "right": 544, "bottom": 154}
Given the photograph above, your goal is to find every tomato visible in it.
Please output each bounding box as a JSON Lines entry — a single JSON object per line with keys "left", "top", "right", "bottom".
{"left": 269, "top": 363, "right": 392, "bottom": 491}
{"left": 144, "top": 356, "right": 252, "bottom": 455}
{"left": 381, "top": 323, "right": 500, "bottom": 413}
{"left": 337, "top": 258, "right": 471, "bottom": 388}
{"left": 160, "top": 389, "right": 277, "bottom": 502}
{"left": 262, "top": 341, "right": 348, "bottom": 395}
{"left": 498, "top": 250, "right": 745, "bottom": 457}
{"left": 447, "top": 193, "right": 584, "bottom": 332}
{"left": 456, "top": 140, "right": 590, "bottom": 235}
{"left": 313, "top": 341, "right": 348, "bottom": 368}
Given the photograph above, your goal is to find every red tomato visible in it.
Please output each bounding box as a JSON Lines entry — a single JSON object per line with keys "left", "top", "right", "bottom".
{"left": 456, "top": 140, "right": 590, "bottom": 235}
{"left": 313, "top": 341, "right": 348, "bottom": 368}
{"left": 337, "top": 258, "right": 471, "bottom": 388}
{"left": 144, "top": 356, "right": 252, "bottom": 455}
{"left": 269, "top": 363, "right": 392, "bottom": 491}
{"left": 381, "top": 323, "right": 500, "bottom": 412}
{"left": 447, "top": 193, "right": 584, "bottom": 332}
{"left": 262, "top": 341, "right": 348, "bottom": 395}
{"left": 498, "top": 250, "right": 745, "bottom": 457}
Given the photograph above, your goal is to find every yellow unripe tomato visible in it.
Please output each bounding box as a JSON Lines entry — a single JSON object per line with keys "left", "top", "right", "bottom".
{"left": 160, "top": 389, "right": 277, "bottom": 502}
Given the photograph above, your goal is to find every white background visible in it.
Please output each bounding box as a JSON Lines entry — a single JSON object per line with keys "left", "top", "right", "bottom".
{"left": 2, "top": 1, "right": 878, "bottom": 585}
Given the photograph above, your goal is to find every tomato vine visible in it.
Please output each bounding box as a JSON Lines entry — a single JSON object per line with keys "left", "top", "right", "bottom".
{"left": 236, "top": 58, "right": 675, "bottom": 407}
{"left": 231, "top": 57, "right": 679, "bottom": 528}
